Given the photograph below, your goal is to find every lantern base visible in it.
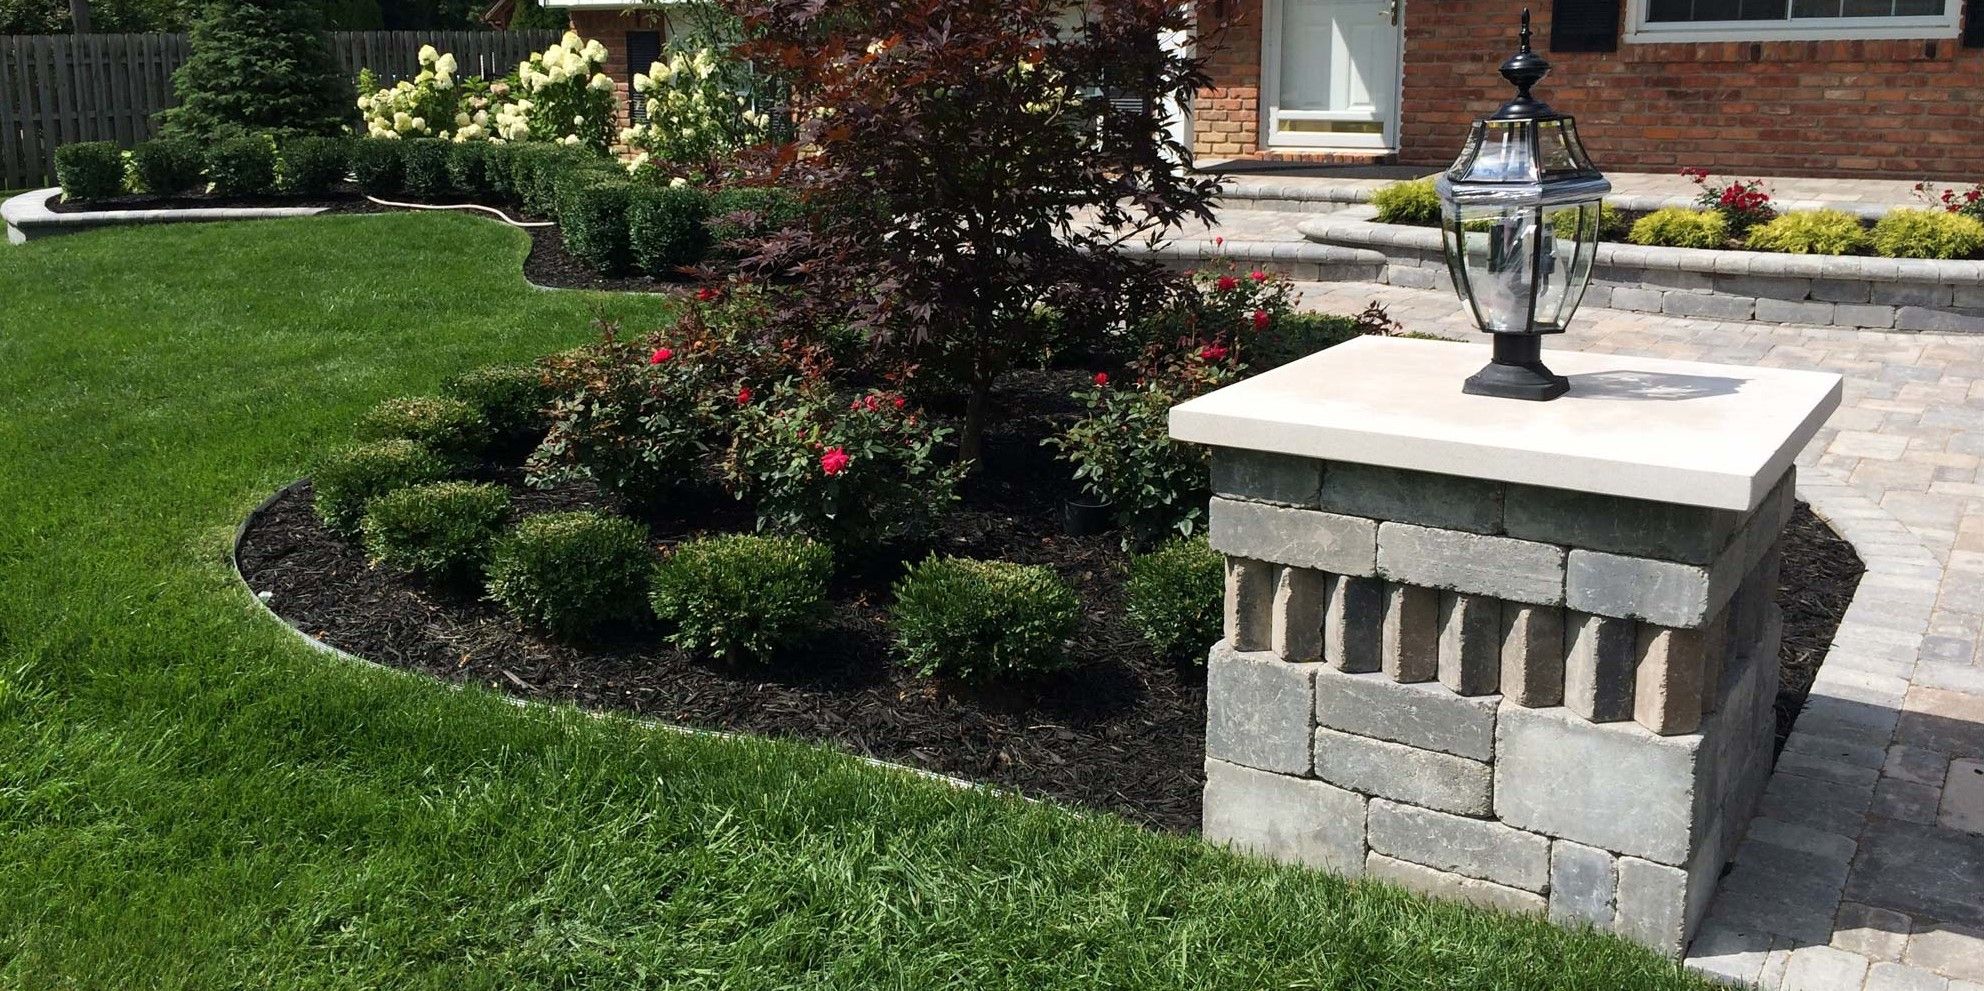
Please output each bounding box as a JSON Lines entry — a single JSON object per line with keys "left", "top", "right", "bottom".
{"left": 1463, "top": 335, "right": 1569, "bottom": 401}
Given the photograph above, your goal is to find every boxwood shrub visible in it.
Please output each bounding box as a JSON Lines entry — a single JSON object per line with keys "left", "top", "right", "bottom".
{"left": 360, "top": 481, "right": 511, "bottom": 584}
{"left": 354, "top": 395, "right": 490, "bottom": 461}
{"left": 487, "top": 511, "right": 653, "bottom": 639}
{"left": 130, "top": 139, "right": 206, "bottom": 196}
{"left": 479, "top": 142, "right": 521, "bottom": 202}
{"left": 1627, "top": 207, "right": 1728, "bottom": 250}
{"left": 1371, "top": 179, "right": 1439, "bottom": 226}
{"left": 400, "top": 138, "right": 454, "bottom": 197}
{"left": 277, "top": 136, "right": 350, "bottom": 196}
{"left": 629, "top": 185, "right": 711, "bottom": 275}
{"left": 446, "top": 142, "right": 494, "bottom": 198}
{"left": 1872, "top": 208, "right": 1984, "bottom": 260}
{"left": 1125, "top": 536, "right": 1222, "bottom": 661}
{"left": 312, "top": 439, "right": 449, "bottom": 538}
{"left": 206, "top": 136, "right": 277, "bottom": 196}
{"left": 561, "top": 181, "right": 635, "bottom": 274}
{"left": 891, "top": 556, "right": 1080, "bottom": 681}
{"left": 1743, "top": 209, "right": 1870, "bottom": 255}
{"left": 349, "top": 138, "right": 404, "bottom": 196}
{"left": 650, "top": 533, "right": 832, "bottom": 661}
{"left": 54, "top": 141, "right": 124, "bottom": 201}
{"left": 441, "top": 363, "right": 555, "bottom": 439}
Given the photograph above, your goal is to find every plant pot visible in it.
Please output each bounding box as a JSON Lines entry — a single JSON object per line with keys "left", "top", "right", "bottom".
{"left": 1063, "top": 498, "right": 1115, "bottom": 537}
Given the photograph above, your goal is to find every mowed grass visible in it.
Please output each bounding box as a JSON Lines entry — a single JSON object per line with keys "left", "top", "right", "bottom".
{"left": 0, "top": 212, "right": 1715, "bottom": 990}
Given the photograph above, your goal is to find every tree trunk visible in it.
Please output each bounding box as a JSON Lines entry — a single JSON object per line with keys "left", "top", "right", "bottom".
{"left": 959, "top": 372, "right": 992, "bottom": 467}
{"left": 69, "top": 0, "right": 91, "bottom": 33}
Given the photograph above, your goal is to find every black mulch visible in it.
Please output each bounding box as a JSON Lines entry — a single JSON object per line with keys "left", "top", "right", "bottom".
{"left": 1775, "top": 503, "right": 1865, "bottom": 749}
{"left": 238, "top": 362, "right": 1866, "bottom": 834}
{"left": 519, "top": 223, "right": 693, "bottom": 295}
{"left": 46, "top": 191, "right": 378, "bottom": 214}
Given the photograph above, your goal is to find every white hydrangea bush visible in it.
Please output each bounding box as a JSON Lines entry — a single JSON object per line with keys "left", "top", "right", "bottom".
{"left": 513, "top": 30, "right": 618, "bottom": 152}
{"left": 619, "top": 47, "right": 771, "bottom": 178}
{"left": 356, "top": 45, "right": 499, "bottom": 142}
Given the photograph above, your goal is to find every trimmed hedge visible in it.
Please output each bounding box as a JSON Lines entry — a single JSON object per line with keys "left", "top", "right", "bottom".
{"left": 488, "top": 511, "right": 653, "bottom": 639}
{"left": 1627, "top": 207, "right": 1728, "bottom": 250}
{"left": 1125, "top": 536, "right": 1222, "bottom": 660}
{"left": 447, "top": 142, "right": 495, "bottom": 197}
{"left": 442, "top": 363, "right": 555, "bottom": 439}
{"left": 206, "top": 136, "right": 277, "bottom": 196}
{"left": 1743, "top": 209, "right": 1871, "bottom": 256}
{"left": 349, "top": 138, "right": 404, "bottom": 196}
{"left": 312, "top": 439, "right": 450, "bottom": 538}
{"left": 54, "top": 142, "right": 124, "bottom": 201}
{"left": 361, "top": 480, "right": 511, "bottom": 583}
{"left": 400, "top": 139, "right": 454, "bottom": 197}
{"left": 650, "top": 534, "right": 832, "bottom": 661}
{"left": 131, "top": 139, "right": 206, "bottom": 196}
{"left": 560, "top": 181, "right": 635, "bottom": 274}
{"left": 354, "top": 395, "right": 490, "bottom": 461}
{"left": 1372, "top": 179, "right": 1440, "bottom": 226}
{"left": 629, "top": 185, "right": 711, "bottom": 275}
{"left": 278, "top": 136, "right": 350, "bottom": 196}
{"left": 891, "top": 556, "right": 1080, "bottom": 681}
{"left": 1872, "top": 209, "right": 1984, "bottom": 260}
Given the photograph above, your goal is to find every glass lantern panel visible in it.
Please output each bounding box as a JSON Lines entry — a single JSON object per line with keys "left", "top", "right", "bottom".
{"left": 1457, "top": 119, "right": 1538, "bottom": 184}
{"left": 1531, "top": 202, "right": 1594, "bottom": 330}
{"left": 1447, "top": 201, "right": 1545, "bottom": 333}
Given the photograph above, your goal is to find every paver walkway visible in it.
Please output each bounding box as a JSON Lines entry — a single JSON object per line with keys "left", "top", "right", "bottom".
{"left": 1291, "top": 280, "right": 1984, "bottom": 991}
{"left": 1203, "top": 170, "right": 1942, "bottom": 212}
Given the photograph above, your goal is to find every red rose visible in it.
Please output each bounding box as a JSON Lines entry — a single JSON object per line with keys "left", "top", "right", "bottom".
{"left": 1248, "top": 270, "right": 1268, "bottom": 283}
{"left": 736, "top": 385, "right": 752, "bottom": 405}
{"left": 820, "top": 447, "right": 850, "bottom": 476}
{"left": 864, "top": 395, "right": 881, "bottom": 412}
{"left": 1251, "top": 309, "right": 1271, "bottom": 331}
{"left": 850, "top": 398, "right": 864, "bottom": 411}
{"left": 1199, "top": 343, "right": 1229, "bottom": 362}
{"left": 1093, "top": 372, "right": 1109, "bottom": 387}
{"left": 649, "top": 347, "right": 673, "bottom": 364}
{"left": 1212, "top": 235, "right": 1224, "bottom": 247}
{"left": 1216, "top": 275, "right": 1239, "bottom": 292}
{"left": 892, "top": 395, "right": 906, "bottom": 409}
{"left": 695, "top": 288, "right": 718, "bottom": 302}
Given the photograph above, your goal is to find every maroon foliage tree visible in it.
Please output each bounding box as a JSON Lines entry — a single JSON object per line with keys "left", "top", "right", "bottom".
{"left": 727, "top": 0, "right": 1224, "bottom": 462}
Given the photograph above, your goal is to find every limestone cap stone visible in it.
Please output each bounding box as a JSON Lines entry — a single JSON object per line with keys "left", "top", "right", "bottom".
{"left": 1169, "top": 336, "right": 1840, "bottom": 512}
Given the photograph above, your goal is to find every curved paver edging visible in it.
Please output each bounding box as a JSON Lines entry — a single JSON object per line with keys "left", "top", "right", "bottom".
{"left": 1685, "top": 464, "right": 1947, "bottom": 986}
{"left": 1219, "top": 175, "right": 1895, "bottom": 223}
{"left": 4, "top": 187, "right": 329, "bottom": 244}
{"left": 229, "top": 479, "right": 998, "bottom": 797}
{"left": 1299, "top": 208, "right": 1984, "bottom": 334}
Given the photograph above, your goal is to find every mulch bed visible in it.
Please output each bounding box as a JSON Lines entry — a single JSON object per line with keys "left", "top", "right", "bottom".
{"left": 45, "top": 191, "right": 378, "bottom": 214}
{"left": 237, "top": 361, "right": 1864, "bottom": 833}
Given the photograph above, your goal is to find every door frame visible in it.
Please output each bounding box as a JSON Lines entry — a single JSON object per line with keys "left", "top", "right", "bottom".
{"left": 1258, "top": 0, "right": 1405, "bottom": 152}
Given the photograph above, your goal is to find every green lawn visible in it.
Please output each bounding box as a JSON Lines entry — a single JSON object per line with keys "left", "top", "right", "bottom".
{"left": 0, "top": 212, "right": 1714, "bottom": 990}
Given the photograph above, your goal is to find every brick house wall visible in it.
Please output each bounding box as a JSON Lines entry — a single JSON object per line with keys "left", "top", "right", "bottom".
{"left": 566, "top": 7, "right": 670, "bottom": 133}
{"left": 1197, "top": 0, "right": 1984, "bottom": 180}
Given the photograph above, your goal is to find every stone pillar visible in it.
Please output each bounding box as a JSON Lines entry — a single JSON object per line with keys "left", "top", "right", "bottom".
{"left": 1172, "top": 337, "right": 1841, "bottom": 957}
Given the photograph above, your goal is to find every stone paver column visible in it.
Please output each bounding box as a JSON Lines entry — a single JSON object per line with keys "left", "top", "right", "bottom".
{"left": 1173, "top": 336, "right": 1842, "bottom": 956}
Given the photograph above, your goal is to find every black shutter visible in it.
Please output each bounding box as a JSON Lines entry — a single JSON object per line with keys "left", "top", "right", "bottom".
{"left": 1550, "top": 0, "right": 1621, "bottom": 52}
{"left": 626, "top": 31, "right": 663, "bottom": 122}
{"left": 1965, "top": 0, "right": 1984, "bottom": 47}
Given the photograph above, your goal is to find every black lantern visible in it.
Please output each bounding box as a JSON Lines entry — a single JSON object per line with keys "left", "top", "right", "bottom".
{"left": 1436, "top": 9, "right": 1610, "bottom": 401}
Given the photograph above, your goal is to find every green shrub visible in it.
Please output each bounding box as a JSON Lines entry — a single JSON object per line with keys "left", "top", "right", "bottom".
{"left": 512, "top": 144, "right": 604, "bottom": 218}
{"left": 354, "top": 395, "right": 489, "bottom": 460}
{"left": 560, "top": 180, "right": 634, "bottom": 274}
{"left": 628, "top": 185, "right": 711, "bottom": 275}
{"left": 312, "top": 439, "right": 449, "bottom": 537}
{"left": 349, "top": 139, "right": 403, "bottom": 196}
{"left": 159, "top": 0, "right": 354, "bottom": 141}
{"left": 360, "top": 481, "right": 510, "bottom": 583}
{"left": 480, "top": 142, "right": 522, "bottom": 202}
{"left": 1871, "top": 208, "right": 1984, "bottom": 260}
{"left": 650, "top": 534, "right": 832, "bottom": 661}
{"left": 1249, "top": 312, "right": 1362, "bottom": 371}
{"left": 1371, "top": 179, "right": 1440, "bottom": 226}
{"left": 441, "top": 364, "right": 555, "bottom": 439}
{"left": 130, "top": 139, "right": 205, "bottom": 196}
{"left": 446, "top": 142, "right": 494, "bottom": 198}
{"left": 890, "top": 557, "right": 1080, "bottom": 681}
{"left": 487, "top": 511, "right": 653, "bottom": 639}
{"left": 1627, "top": 207, "right": 1728, "bottom": 249}
{"left": 706, "top": 186, "right": 803, "bottom": 256}
{"left": 1743, "top": 209, "right": 1870, "bottom": 255}
{"left": 54, "top": 142, "right": 124, "bottom": 201}
{"left": 1549, "top": 202, "right": 1624, "bottom": 242}
{"left": 206, "top": 136, "right": 277, "bottom": 195}
{"left": 277, "top": 135, "right": 349, "bottom": 195}
{"left": 1125, "top": 536, "right": 1223, "bottom": 661}
{"left": 399, "top": 138, "right": 454, "bottom": 197}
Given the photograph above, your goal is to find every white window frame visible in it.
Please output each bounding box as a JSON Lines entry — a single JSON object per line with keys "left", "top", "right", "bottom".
{"left": 1624, "top": 0, "right": 1959, "bottom": 43}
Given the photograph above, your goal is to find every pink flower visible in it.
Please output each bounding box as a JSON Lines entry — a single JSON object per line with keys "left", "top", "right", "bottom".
{"left": 1212, "top": 235, "right": 1224, "bottom": 247}
{"left": 1251, "top": 309, "right": 1271, "bottom": 331}
{"left": 736, "top": 385, "right": 753, "bottom": 405}
{"left": 1215, "top": 275, "right": 1239, "bottom": 292}
{"left": 1093, "top": 372, "right": 1109, "bottom": 387}
{"left": 850, "top": 398, "right": 864, "bottom": 411}
{"left": 1199, "top": 343, "right": 1229, "bottom": 362}
{"left": 864, "top": 395, "right": 881, "bottom": 412}
{"left": 820, "top": 447, "right": 850, "bottom": 476}
{"left": 649, "top": 347, "right": 673, "bottom": 364}
{"left": 1248, "top": 269, "right": 1268, "bottom": 283}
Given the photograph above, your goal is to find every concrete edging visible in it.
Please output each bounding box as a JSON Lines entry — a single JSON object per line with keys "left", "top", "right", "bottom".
{"left": 228, "top": 479, "right": 996, "bottom": 797}
{"left": 5, "top": 187, "right": 329, "bottom": 244}
{"left": 1298, "top": 209, "right": 1984, "bottom": 334}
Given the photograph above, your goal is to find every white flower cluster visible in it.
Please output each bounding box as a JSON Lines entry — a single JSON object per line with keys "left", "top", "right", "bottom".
{"left": 512, "top": 30, "right": 618, "bottom": 152}
{"left": 356, "top": 45, "right": 493, "bottom": 142}
{"left": 619, "top": 48, "right": 769, "bottom": 177}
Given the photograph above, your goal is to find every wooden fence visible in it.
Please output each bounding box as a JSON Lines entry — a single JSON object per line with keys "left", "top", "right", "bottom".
{"left": 0, "top": 30, "right": 559, "bottom": 190}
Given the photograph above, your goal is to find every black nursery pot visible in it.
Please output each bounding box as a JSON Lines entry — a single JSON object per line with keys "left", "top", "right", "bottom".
{"left": 1063, "top": 497, "right": 1116, "bottom": 536}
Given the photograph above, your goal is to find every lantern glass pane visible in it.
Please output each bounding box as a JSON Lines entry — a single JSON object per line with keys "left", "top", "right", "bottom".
{"left": 1442, "top": 199, "right": 1602, "bottom": 334}
{"left": 1456, "top": 119, "right": 1538, "bottom": 183}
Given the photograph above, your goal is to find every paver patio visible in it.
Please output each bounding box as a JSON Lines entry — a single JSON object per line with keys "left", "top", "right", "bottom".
{"left": 1281, "top": 277, "right": 1984, "bottom": 991}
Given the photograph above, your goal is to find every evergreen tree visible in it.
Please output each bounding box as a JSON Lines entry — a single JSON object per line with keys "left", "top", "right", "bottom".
{"left": 161, "top": 0, "right": 355, "bottom": 140}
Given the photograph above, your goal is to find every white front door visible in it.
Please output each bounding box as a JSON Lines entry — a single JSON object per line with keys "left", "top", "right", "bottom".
{"left": 1263, "top": 0, "right": 1402, "bottom": 151}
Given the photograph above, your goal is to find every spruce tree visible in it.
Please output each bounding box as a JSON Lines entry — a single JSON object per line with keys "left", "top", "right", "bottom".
{"left": 162, "top": 0, "right": 355, "bottom": 140}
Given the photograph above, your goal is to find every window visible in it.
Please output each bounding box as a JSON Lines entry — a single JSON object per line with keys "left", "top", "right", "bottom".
{"left": 626, "top": 30, "right": 662, "bottom": 123}
{"left": 1628, "top": 0, "right": 1958, "bottom": 40}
